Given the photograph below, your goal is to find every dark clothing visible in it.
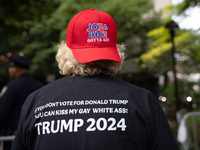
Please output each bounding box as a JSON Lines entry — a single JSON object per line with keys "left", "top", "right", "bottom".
{"left": 0, "top": 74, "right": 43, "bottom": 133}
{"left": 12, "top": 75, "right": 180, "bottom": 150}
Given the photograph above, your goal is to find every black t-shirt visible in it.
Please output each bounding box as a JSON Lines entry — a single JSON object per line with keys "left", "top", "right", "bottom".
{"left": 11, "top": 75, "right": 180, "bottom": 150}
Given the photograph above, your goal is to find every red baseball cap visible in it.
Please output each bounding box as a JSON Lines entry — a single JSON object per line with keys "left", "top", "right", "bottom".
{"left": 66, "top": 8, "right": 121, "bottom": 63}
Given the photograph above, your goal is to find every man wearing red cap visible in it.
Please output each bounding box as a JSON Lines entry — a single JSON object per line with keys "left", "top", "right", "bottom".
{"left": 12, "top": 9, "right": 180, "bottom": 150}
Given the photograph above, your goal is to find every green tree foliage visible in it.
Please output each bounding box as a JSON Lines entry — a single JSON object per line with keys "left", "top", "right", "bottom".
{"left": 0, "top": 0, "right": 161, "bottom": 79}
{"left": 0, "top": 0, "right": 59, "bottom": 77}
{"left": 138, "top": 27, "right": 200, "bottom": 73}
{"left": 137, "top": 1, "right": 200, "bottom": 108}
{"left": 137, "top": 0, "right": 200, "bottom": 73}
{"left": 174, "top": 0, "right": 200, "bottom": 15}
{"left": 138, "top": 27, "right": 171, "bottom": 67}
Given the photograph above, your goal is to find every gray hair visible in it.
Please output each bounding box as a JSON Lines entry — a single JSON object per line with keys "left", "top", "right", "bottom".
{"left": 56, "top": 41, "right": 125, "bottom": 77}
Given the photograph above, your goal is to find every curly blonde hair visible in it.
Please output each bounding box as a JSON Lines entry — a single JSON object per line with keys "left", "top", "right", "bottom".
{"left": 56, "top": 41, "right": 125, "bottom": 77}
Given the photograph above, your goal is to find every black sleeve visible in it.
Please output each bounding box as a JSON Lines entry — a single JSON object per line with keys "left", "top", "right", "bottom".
{"left": 11, "top": 91, "right": 37, "bottom": 150}
{"left": 0, "top": 85, "right": 16, "bottom": 121}
{"left": 11, "top": 101, "right": 28, "bottom": 150}
{"left": 148, "top": 93, "right": 180, "bottom": 150}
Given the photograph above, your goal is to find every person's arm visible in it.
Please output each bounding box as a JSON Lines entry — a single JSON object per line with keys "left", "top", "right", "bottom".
{"left": 11, "top": 92, "right": 35, "bottom": 150}
{"left": 11, "top": 107, "right": 27, "bottom": 150}
{"left": 0, "top": 85, "right": 16, "bottom": 120}
{"left": 148, "top": 93, "right": 180, "bottom": 150}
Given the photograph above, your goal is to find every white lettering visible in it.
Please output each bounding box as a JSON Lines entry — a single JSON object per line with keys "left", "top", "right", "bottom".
{"left": 35, "top": 122, "right": 42, "bottom": 135}
{"left": 74, "top": 119, "right": 84, "bottom": 132}
{"left": 96, "top": 118, "right": 107, "bottom": 131}
{"left": 92, "top": 108, "right": 113, "bottom": 113}
{"left": 73, "top": 100, "right": 84, "bottom": 105}
{"left": 85, "top": 100, "right": 108, "bottom": 105}
{"left": 109, "top": 99, "right": 128, "bottom": 105}
{"left": 60, "top": 119, "right": 73, "bottom": 132}
{"left": 69, "top": 109, "right": 78, "bottom": 114}
{"left": 34, "top": 118, "right": 126, "bottom": 135}
{"left": 43, "top": 121, "right": 50, "bottom": 134}
{"left": 51, "top": 120, "right": 60, "bottom": 133}
{"left": 79, "top": 108, "right": 91, "bottom": 114}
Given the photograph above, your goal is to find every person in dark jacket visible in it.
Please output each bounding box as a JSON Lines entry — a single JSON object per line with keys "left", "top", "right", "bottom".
{"left": 11, "top": 9, "right": 180, "bottom": 150}
{"left": 0, "top": 54, "right": 44, "bottom": 135}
